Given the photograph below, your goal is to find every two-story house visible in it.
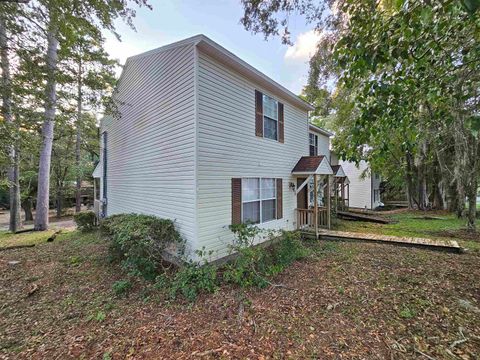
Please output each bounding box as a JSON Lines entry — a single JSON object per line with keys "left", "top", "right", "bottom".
{"left": 93, "top": 35, "right": 339, "bottom": 261}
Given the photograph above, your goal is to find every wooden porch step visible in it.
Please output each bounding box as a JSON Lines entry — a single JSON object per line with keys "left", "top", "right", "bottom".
{"left": 313, "top": 229, "right": 463, "bottom": 253}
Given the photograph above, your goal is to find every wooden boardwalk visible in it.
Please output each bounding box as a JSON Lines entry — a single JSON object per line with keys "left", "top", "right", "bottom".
{"left": 313, "top": 229, "right": 463, "bottom": 253}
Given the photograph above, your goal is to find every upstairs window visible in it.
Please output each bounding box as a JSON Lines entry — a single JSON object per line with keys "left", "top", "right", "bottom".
{"left": 263, "top": 94, "right": 278, "bottom": 140}
{"left": 255, "top": 90, "right": 284, "bottom": 142}
{"left": 309, "top": 133, "right": 318, "bottom": 156}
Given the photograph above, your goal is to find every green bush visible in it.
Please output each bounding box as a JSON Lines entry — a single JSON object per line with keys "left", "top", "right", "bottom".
{"left": 169, "top": 261, "right": 218, "bottom": 302}
{"left": 224, "top": 225, "right": 310, "bottom": 288}
{"left": 73, "top": 211, "right": 97, "bottom": 232}
{"left": 101, "top": 214, "right": 183, "bottom": 280}
{"left": 112, "top": 279, "right": 132, "bottom": 296}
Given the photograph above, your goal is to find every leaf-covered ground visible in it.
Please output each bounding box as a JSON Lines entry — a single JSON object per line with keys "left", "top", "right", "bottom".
{"left": 1, "top": 220, "right": 480, "bottom": 359}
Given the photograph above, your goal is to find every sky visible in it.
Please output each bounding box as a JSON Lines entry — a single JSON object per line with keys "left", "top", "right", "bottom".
{"left": 103, "top": 0, "right": 320, "bottom": 95}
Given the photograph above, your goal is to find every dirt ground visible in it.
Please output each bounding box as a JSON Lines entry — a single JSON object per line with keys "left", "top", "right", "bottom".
{"left": 0, "top": 208, "right": 76, "bottom": 231}
{"left": 1, "top": 230, "right": 479, "bottom": 359}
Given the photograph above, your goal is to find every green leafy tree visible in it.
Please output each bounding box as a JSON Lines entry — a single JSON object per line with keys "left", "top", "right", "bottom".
{"left": 15, "top": 0, "right": 151, "bottom": 230}
{"left": 241, "top": 0, "right": 480, "bottom": 230}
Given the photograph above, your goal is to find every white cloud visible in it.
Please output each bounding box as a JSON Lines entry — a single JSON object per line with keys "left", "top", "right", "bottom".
{"left": 284, "top": 30, "right": 321, "bottom": 62}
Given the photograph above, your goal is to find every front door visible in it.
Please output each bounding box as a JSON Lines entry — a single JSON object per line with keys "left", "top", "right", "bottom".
{"left": 297, "top": 178, "right": 308, "bottom": 209}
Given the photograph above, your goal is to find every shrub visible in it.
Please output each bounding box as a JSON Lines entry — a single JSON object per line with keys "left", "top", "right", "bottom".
{"left": 169, "top": 261, "right": 218, "bottom": 302}
{"left": 73, "top": 211, "right": 97, "bottom": 232}
{"left": 112, "top": 279, "right": 132, "bottom": 296}
{"left": 224, "top": 225, "right": 310, "bottom": 288}
{"left": 101, "top": 214, "right": 183, "bottom": 280}
{"left": 223, "top": 245, "right": 270, "bottom": 288}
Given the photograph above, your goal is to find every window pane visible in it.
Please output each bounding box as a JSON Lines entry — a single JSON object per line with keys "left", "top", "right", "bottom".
{"left": 263, "top": 95, "right": 278, "bottom": 120}
{"left": 309, "top": 133, "right": 315, "bottom": 146}
{"left": 261, "top": 178, "right": 275, "bottom": 199}
{"left": 309, "top": 145, "right": 316, "bottom": 156}
{"left": 262, "top": 199, "right": 276, "bottom": 222}
{"left": 264, "top": 116, "right": 278, "bottom": 140}
{"left": 243, "top": 201, "right": 260, "bottom": 224}
{"left": 242, "top": 178, "right": 259, "bottom": 201}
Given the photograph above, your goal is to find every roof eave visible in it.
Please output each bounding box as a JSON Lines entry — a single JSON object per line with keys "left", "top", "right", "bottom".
{"left": 309, "top": 124, "right": 334, "bottom": 137}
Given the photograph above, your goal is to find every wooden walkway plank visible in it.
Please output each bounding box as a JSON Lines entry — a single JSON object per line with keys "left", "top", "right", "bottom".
{"left": 336, "top": 211, "right": 392, "bottom": 224}
{"left": 313, "top": 229, "right": 463, "bottom": 253}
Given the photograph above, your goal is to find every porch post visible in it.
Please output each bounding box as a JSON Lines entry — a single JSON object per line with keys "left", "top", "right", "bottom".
{"left": 326, "top": 175, "right": 331, "bottom": 229}
{"left": 347, "top": 183, "right": 350, "bottom": 209}
{"left": 333, "top": 178, "right": 337, "bottom": 212}
{"left": 341, "top": 178, "right": 345, "bottom": 210}
{"left": 314, "top": 174, "right": 318, "bottom": 238}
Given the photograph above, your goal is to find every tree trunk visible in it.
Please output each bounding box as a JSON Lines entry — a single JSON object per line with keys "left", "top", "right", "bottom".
{"left": 405, "top": 152, "right": 418, "bottom": 209}
{"left": 466, "top": 178, "right": 477, "bottom": 232}
{"left": 434, "top": 147, "right": 449, "bottom": 210}
{"left": 0, "top": 14, "right": 21, "bottom": 232}
{"left": 75, "top": 57, "right": 82, "bottom": 213}
{"left": 417, "top": 140, "right": 429, "bottom": 211}
{"left": 22, "top": 198, "right": 33, "bottom": 222}
{"left": 56, "top": 187, "right": 62, "bottom": 218}
{"left": 34, "top": 28, "right": 59, "bottom": 231}
{"left": 453, "top": 110, "right": 467, "bottom": 218}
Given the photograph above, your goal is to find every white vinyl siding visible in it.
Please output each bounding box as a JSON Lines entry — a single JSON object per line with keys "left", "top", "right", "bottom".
{"left": 100, "top": 44, "right": 197, "bottom": 247}
{"left": 339, "top": 160, "right": 376, "bottom": 209}
{"left": 196, "top": 50, "right": 308, "bottom": 259}
{"left": 309, "top": 130, "right": 330, "bottom": 157}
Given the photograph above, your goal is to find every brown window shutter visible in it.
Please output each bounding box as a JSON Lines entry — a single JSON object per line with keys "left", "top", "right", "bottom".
{"left": 232, "top": 178, "right": 242, "bottom": 225}
{"left": 276, "top": 178, "right": 283, "bottom": 219}
{"left": 255, "top": 90, "right": 263, "bottom": 137}
{"left": 278, "top": 102, "right": 284, "bottom": 143}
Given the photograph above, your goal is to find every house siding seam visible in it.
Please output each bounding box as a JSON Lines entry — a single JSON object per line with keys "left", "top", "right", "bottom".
{"left": 196, "top": 50, "right": 309, "bottom": 260}
{"left": 101, "top": 43, "right": 197, "bottom": 249}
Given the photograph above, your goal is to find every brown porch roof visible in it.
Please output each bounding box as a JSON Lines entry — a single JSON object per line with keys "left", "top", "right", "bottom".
{"left": 292, "top": 156, "right": 333, "bottom": 175}
{"left": 331, "top": 165, "right": 346, "bottom": 177}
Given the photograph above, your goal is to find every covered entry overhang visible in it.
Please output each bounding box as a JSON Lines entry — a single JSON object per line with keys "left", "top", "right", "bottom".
{"left": 291, "top": 156, "right": 333, "bottom": 234}
{"left": 331, "top": 165, "right": 350, "bottom": 211}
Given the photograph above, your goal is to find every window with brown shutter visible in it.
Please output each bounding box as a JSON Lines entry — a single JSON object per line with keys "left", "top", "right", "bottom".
{"left": 276, "top": 178, "right": 283, "bottom": 219}
{"left": 231, "top": 178, "right": 242, "bottom": 225}
{"left": 278, "top": 103, "right": 284, "bottom": 143}
{"left": 255, "top": 90, "right": 263, "bottom": 137}
{"left": 255, "top": 90, "right": 285, "bottom": 143}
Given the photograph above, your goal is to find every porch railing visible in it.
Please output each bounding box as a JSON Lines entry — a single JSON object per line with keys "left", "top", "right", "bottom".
{"left": 295, "top": 207, "right": 329, "bottom": 230}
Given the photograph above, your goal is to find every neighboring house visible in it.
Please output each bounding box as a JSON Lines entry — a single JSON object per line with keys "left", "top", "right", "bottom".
{"left": 336, "top": 159, "right": 382, "bottom": 210}
{"left": 308, "top": 125, "right": 381, "bottom": 210}
{"left": 93, "top": 35, "right": 338, "bottom": 261}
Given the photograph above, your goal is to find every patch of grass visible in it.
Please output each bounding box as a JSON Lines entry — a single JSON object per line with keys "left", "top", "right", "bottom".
{"left": 0, "top": 229, "right": 57, "bottom": 248}
{"left": 399, "top": 306, "right": 416, "bottom": 319}
{"left": 88, "top": 310, "right": 106, "bottom": 322}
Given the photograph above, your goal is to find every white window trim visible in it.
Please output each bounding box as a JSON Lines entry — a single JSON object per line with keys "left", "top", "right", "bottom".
{"left": 262, "top": 94, "right": 279, "bottom": 141}
{"left": 241, "top": 177, "right": 277, "bottom": 224}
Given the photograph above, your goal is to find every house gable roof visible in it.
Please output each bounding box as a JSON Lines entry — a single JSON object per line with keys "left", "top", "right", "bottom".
{"left": 309, "top": 124, "right": 334, "bottom": 137}
{"left": 331, "top": 165, "right": 346, "bottom": 177}
{"left": 127, "top": 34, "right": 314, "bottom": 112}
{"left": 292, "top": 156, "right": 333, "bottom": 175}
{"left": 92, "top": 162, "right": 102, "bottom": 178}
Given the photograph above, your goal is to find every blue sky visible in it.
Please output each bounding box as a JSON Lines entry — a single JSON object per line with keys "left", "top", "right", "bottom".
{"left": 104, "top": 0, "right": 320, "bottom": 95}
